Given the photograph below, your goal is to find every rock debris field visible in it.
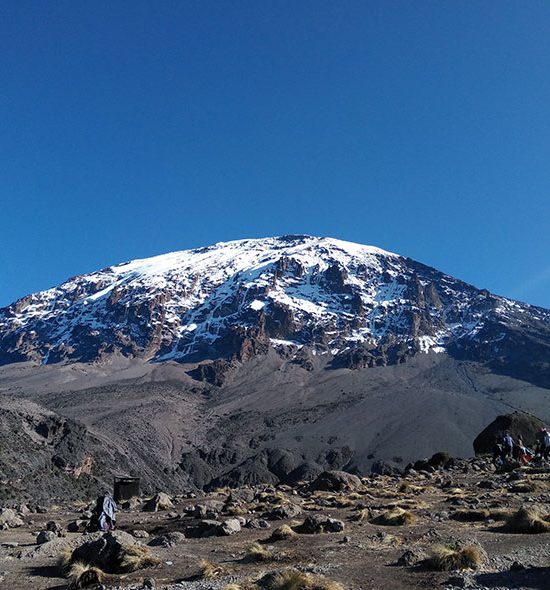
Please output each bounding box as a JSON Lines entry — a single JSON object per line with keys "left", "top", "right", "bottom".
{"left": 1, "top": 459, "right": 550, "bottom": 590}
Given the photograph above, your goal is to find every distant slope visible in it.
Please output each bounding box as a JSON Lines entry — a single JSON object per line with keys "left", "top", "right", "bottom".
{"left": 2, "top": 352, "right": 549, "bottom": 496}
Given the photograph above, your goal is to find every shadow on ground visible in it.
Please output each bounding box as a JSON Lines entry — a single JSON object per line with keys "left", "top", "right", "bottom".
{"left": 476, "top": 567, "right": 550, "bottom": 589}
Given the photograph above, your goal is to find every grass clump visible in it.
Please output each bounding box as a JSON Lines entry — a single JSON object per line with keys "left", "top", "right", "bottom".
{"left": 246, "top": 542, "right": 274, "bottom": 561}
{"left": 487, "top": 508, "right": 513, "bottom": 521}
{"left": 118, "top": 544, "right": 161, "bottom": 572}
{"left": 67, "top": 562, "right": 104, "bottom": 589}
{"left": 270, "top": 524, "right": 297, "bottom": 541}
{"left": 264, "top": 569, "right": 345, "bottom": 590}
{"left": 199, "top": 559, "right": 231, "bottom": 579}
{"left": 509, "top": 481, "right": 538, "bottom": 494}
{"left": 505, "top": 507, "right": 550, "bottom": 534}
{"left": 371, "top": 507, "right": 416, "bottom": 526}
{"left": 426, "top": 543, "right": 484, "bottom": 571}
{"left": 351, "top": 507, "right": 371, "bottom": 522}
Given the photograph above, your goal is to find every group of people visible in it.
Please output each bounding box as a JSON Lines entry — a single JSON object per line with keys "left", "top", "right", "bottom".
{"left": 493, "top": 427, "right": 550, "bottom": 465}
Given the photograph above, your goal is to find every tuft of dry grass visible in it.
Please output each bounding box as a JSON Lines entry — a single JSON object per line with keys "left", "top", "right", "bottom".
{"left": 487, "top": 508, "right": 513, "bottom": 521}
{"left": 505, "top": 507, "right": 550, "bottom": 534}
{"left": 199, "top": 559, "right": 231, "bottom": 579}
{"left": 509, "top": 481, "right": 539, "bottom": 494}
{"left": 223, "top": 584, "right": 260, "bottom": 590}
{"left": 118, "top": 544, "right": 161, "bottom": 572}
{"left": 67, "top": 561, "right": 104, "bottom": 589}
{"left": 264, "top": 569, "right": 345, "bottom": 590}
{"left": 246, "top": 542, "right": 273, "bottom": 561}
{"left": 426, "top": 544, "right": 484, "bottom": 571}
{"left": 58, "top": 546, "right": 74, "bottom": 574}
{"left": 351, "top": 507, "right": 371, "bottom": 522}
{"left": 371, "top": 507, "right": 416, "bottom": 526}
{"left": 270, "top": 524, "right": 297, "bottom": 541}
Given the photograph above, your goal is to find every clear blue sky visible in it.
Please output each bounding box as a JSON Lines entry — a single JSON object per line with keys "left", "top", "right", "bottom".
{"left": 1, "top": 1, "right": 549, "bottom": 308}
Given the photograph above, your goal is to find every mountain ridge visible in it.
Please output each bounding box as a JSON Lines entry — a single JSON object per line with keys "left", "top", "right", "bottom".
{"left": 1, "top": 235, "right": 550, "bottom": 390}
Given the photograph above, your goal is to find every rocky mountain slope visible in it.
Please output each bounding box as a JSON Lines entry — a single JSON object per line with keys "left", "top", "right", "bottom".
{"left": 2, "top": 236, "right": 549, "bottom": 387}
{"left": 1, "top": 235, "right": 550, "bottom": 497}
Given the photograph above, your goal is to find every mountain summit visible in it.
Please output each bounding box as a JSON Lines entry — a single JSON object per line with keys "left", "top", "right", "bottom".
{"left": 1, "top": 235, "right": 549, "bottom": 385}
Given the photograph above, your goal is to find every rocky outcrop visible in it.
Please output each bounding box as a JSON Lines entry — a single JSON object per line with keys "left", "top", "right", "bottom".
{"left": 473, "top": 412, "right": 547, "bottom": 454}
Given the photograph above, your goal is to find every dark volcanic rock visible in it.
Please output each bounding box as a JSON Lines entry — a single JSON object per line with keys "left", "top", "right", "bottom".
{"left": 309, "top": 470, "right": 362, "bottom": 492}
{"left": 473, "top": 411, "right": 547, "bottom": 454}
{"left": 297, "top": 514, "right": 345, "bottom": 534}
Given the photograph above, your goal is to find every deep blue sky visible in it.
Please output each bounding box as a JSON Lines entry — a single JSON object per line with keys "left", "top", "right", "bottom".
{"left": 1, "top": 1, "right": 549, "bottom": 308}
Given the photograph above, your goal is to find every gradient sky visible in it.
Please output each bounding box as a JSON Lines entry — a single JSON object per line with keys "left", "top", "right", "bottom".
{"left": 1, "top": 1, "right": 549, "bottom": 308}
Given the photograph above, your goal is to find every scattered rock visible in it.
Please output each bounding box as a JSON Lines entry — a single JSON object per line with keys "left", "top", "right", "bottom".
{"left": 265, "top": 503, "right": 302, "bottom": 520}
{"left": 143, "top": 492, "right": 173, "bottom": 512}
{"left": 36, "top": 530, "right": 56, "bottom": 544}
{"left": 0, "top": 509, "right": 23, "bottom": 529}
{"left": 397, "top": 548, "right": 426, "bottom": 567}
{"left": 148, "top": 531, "right": 186, "bottom": 547}
{"left": 309, "top": 470, "right": 362, "bottom": 492}
{"left": 298, "top": 514, "right": 345, "bottom": 534}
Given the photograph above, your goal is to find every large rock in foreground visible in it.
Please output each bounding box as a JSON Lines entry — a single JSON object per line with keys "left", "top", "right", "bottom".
{"left": 473, "top": 411, "right": 547, "bottom": 454}
{"left": 309, "top": 470, "right": 362, "bottom": 492}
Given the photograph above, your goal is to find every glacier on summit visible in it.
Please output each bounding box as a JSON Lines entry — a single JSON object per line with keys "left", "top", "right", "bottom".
{"left": 1, "top": 235, "right": 549, "bottom": 373}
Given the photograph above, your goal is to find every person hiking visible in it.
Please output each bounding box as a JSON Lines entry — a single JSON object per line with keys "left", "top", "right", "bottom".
{"left": 544, "top": 428, "right": 550, "bottom": 460}
{"left": 535, "top": 427, "right": 547, "bottom": 458}
{"left": 92, "top": 491, "right": 117, "bottom": 531}
{"left": 501, "top": 432, "right": 514, "bottom": 460}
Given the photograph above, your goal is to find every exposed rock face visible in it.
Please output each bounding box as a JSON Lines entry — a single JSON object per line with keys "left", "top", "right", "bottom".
{"left": 1, "top": 235, "right": 548, "bottom": 387}
{"left": 0, "top": 398, "right": 131, "bottom": 503}
{"left": 473, "top": 412, "right": 547, "bottom": 454}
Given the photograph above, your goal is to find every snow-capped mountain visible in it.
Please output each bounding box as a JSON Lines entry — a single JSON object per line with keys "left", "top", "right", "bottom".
{"left": 1, "top": 235, "right": 550, "bottom": 377}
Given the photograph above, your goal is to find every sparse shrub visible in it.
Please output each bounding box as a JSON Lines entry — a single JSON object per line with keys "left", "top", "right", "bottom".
{"left": 199, "top": 559, "right": 231, "bottom": 579}
{"left": 261, "top": 568, "right": 345, "bottom": 590}
{"left": 67, "top": 561, "right": 104, "bottom": 589}
{"left": 505, "top": 507, "right": 550, "bottom": 534}
{"left": 371, "top": 507, "right": 415, "bottom": 526}
{"left": 118, "top": 544, "right": 160, "bottom": 572}
{"left": 487, "top": 508, "right": 513, "bottom": 521}
{"left": 426, "top": 543, "right": 484, "bottom": 571}
{"left": 351, "top": 507, "right": 371, "bottom": 522}
{"left": 246, "top": 542, "right": 273, "bottom": 561}
{"left": 270, "top": 524, "right": 297, "bottom": 540}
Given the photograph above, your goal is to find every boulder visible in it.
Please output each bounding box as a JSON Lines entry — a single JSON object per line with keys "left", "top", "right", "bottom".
{"left": 298, "top": 514, "right": 345, "bottom": 534}
{"left": 474, "top": 411, "right": 547, "bottom": 455}
{"left": 220, "top": 518, "right": 241, "bottom": 536}
{"left": 36, "top": 530, "right": 56, "bottom": 544}
{"left": 371, "top": 461, "right": 402, "bottom": 476}
{"left": 0, "top": 508, "right": 23, "bottom": 529}
{"left": 143, "top": 492, "right": 173, "bottom": 512}
{"left": 309, "top": 470, "right": 361, "bottom": 492}
{"left": 67, "top": 520, "right": 87, "bottom": 533}
{"left": 397, "top": 548, "right": 426, "bottom": 567}
{"left": 265, "top": 503, "right": 302, "bottom": 520}
{"left": 68, "top": 531, "right": 155, "bottom": 573}
{"left": 228, "top": 488, "right": 255, "bottom": 503}
{"left": 148, "top": 531, "right": 186, "bottom": 547}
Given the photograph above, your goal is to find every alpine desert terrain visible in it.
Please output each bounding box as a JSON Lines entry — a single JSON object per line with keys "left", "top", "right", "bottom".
{"left": 0, "top": 236, "right": 549, "bottom": 589}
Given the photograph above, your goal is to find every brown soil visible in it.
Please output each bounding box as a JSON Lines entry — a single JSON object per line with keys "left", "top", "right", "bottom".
{"left": 1, "top": 462, "right": 549, "bottom": 589}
